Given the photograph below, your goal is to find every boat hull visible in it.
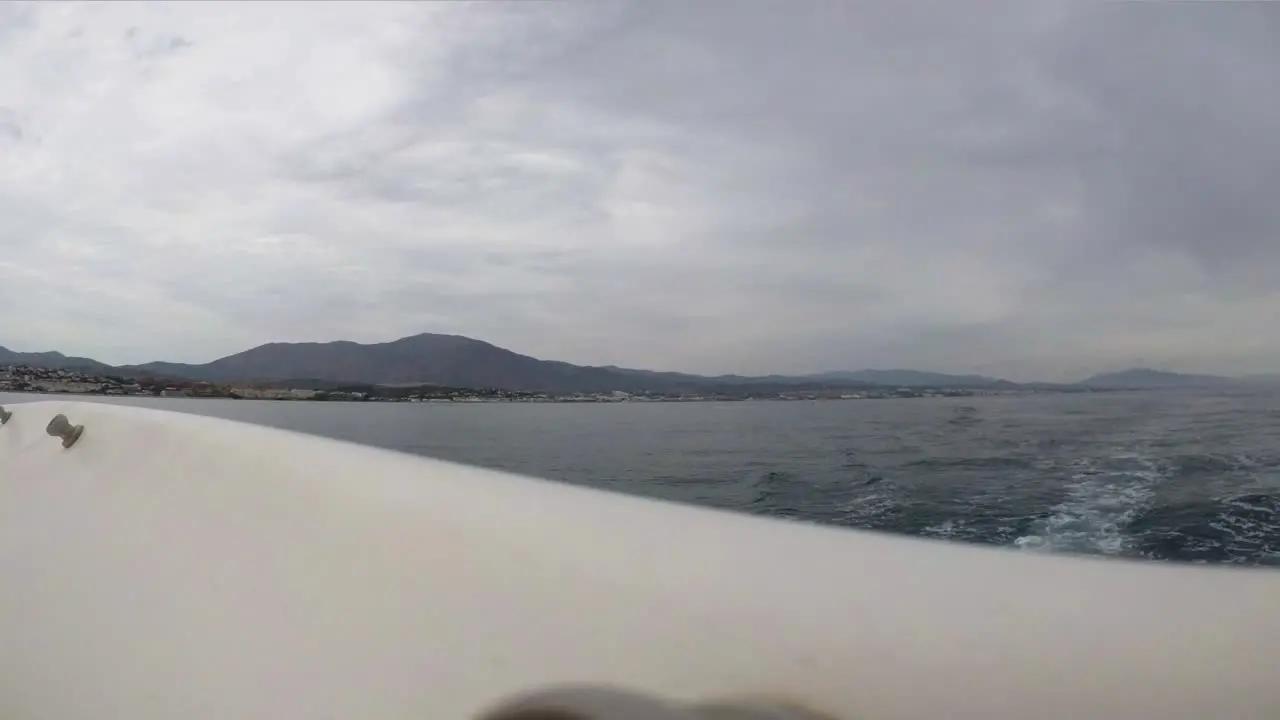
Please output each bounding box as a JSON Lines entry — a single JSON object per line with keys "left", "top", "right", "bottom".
{"left": 0, "top": 400, "right": 1276, "bottom": 719}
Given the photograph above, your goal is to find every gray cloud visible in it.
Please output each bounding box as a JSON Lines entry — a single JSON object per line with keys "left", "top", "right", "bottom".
{"left": 0, "top": 1, "right": 1278, "bottom": 380}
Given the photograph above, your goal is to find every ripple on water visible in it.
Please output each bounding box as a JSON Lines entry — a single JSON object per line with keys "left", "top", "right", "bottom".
{"left": 1128, "top": 492, "right": 1280, "bottom": 566}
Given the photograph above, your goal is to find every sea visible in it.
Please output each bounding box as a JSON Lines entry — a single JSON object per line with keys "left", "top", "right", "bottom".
{"left": 5, "top": 387, "right": 1280, "bottom": 567}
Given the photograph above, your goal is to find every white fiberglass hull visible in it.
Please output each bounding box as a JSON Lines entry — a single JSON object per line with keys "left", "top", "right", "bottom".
{"left": 0, "top": 400, "right": 1276, "bottom": 720}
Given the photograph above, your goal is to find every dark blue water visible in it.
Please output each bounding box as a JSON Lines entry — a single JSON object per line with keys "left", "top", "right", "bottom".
{"left": 6, "top": 388, "right": 1280, "bottom": 566}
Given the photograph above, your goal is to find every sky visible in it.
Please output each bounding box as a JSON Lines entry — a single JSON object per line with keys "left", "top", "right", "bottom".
{"left": 1, "top": 1, "right": 1278, "bottom": 382}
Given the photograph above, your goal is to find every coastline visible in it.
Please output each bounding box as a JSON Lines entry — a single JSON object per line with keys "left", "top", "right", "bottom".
{"left": 0, "top": 364, "right": 1119, "bottom": 404}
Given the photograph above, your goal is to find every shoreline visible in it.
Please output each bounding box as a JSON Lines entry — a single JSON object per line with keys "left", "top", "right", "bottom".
{"left": 1, "top": 364, "right": 1135, "bottom": 404}
{"left": 0, "top": 387, "right": 1126, "bottom": 404}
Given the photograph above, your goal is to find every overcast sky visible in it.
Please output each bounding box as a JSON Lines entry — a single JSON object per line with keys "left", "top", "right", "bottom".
{"left": 1, "top": 2, "right": 1277, "bottom": 381}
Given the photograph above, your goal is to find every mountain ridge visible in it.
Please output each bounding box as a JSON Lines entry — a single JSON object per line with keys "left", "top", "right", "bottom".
{"left": 1076, "top": 367, "right": 1235, "bottom": 389}
{"left": 0, "top": 346, "right": 114, "bottom": 373}
{"left": 0, "top": 334, "right": 1268, "bottom": 393}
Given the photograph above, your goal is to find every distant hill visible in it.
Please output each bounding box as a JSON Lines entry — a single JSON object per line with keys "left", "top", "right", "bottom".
{"left": 120, "top": 334, "right": 662, "bottom": 393}
{"left": 0, "top": 346, "right": 113, "bottom": 373}
{"left": 1076, "top": 368, "right": 1235, "bottom": 389}
{"left": 5, "top": 334, "right": 1263, "bottom": 394}
{"left": 116, "top": 333, "right": 884, "bottom": 394}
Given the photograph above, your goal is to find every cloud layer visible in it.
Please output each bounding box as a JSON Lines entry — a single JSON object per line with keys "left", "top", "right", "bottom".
{"left": 1, "top": 1, "right": 1277, "bottom": 380}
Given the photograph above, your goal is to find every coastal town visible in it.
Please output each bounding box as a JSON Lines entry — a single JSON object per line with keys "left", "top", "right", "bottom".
{"left": 0, "top": 364, "right": 1020, "bottom": 403}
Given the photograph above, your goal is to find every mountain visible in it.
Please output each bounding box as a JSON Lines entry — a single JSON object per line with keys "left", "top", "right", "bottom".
{"left": 1076, "top": 368, "right": 1235, "bottom": 389}
{"left": 118, "top": 333, "right": 870, "bottom": 394}
{"left": 5, "top": 334, "right": 1260, "bottom": 394}
{"left": 0, "top": 346, "right": 113, "bottom": 373}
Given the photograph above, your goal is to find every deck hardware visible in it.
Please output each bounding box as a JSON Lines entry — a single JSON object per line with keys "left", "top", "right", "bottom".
{"left": 46, "top": 413, "right": 84, "bottom": 448}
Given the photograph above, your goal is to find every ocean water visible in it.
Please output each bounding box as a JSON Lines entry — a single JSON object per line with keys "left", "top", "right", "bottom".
{"left": 5, "top": 388, "right": 1280, "bottom": 566}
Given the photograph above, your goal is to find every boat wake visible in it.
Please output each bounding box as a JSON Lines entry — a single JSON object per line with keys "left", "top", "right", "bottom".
{"left": 1013, "top": 455, "right": 1163, "bottom": 555}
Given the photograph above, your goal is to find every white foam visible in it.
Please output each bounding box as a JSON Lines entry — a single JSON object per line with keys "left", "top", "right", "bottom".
{"left": 1209, "top": 494, "right": 1280, "bottom": 564}
{"left": 923, "top": 517, "right": 961, "bottom": 538}
{"left": 1015, "top": 456, "right": 1162, "bottom": 555}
